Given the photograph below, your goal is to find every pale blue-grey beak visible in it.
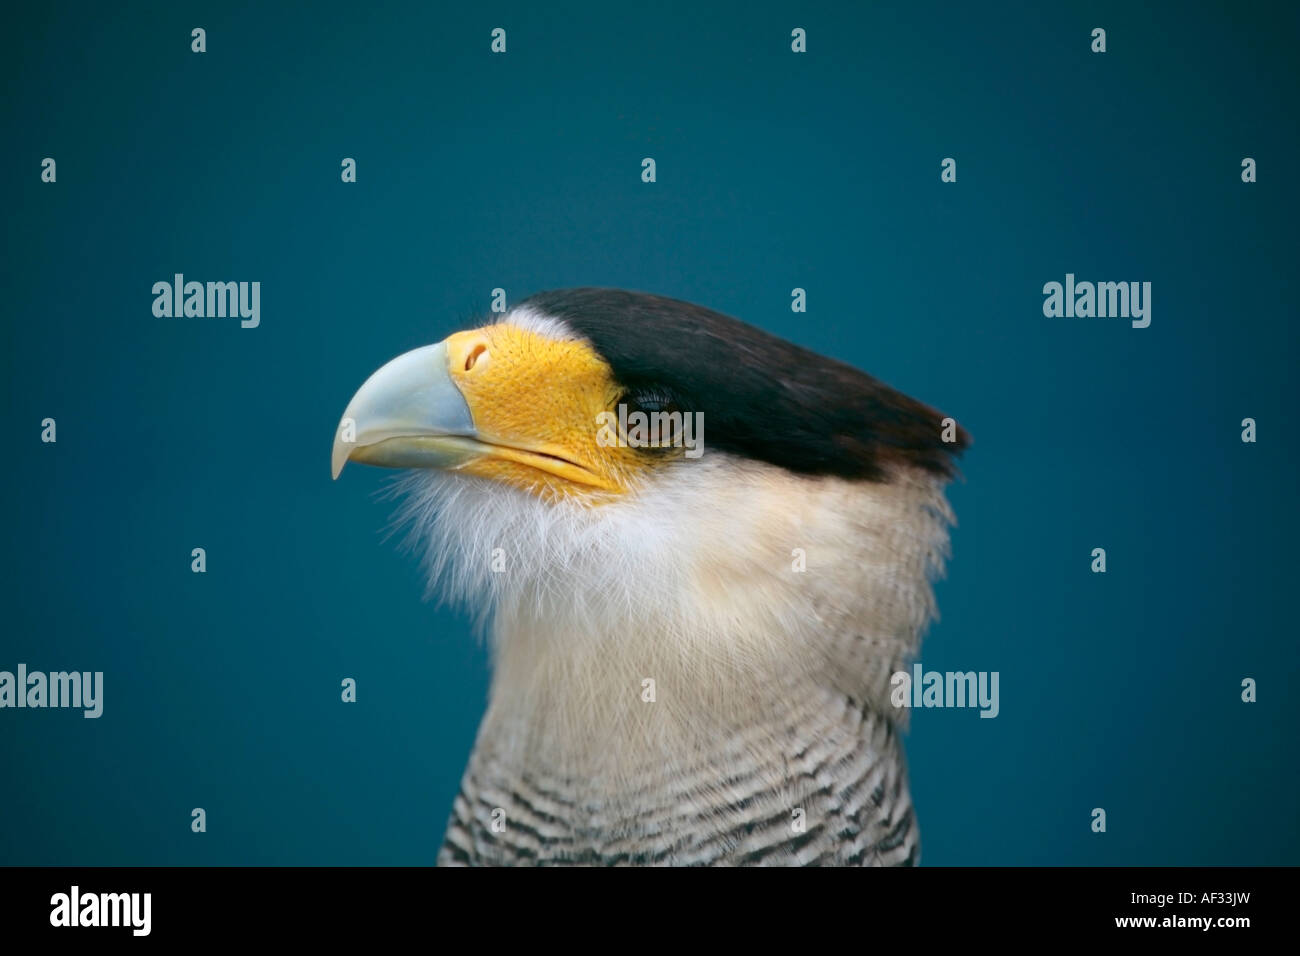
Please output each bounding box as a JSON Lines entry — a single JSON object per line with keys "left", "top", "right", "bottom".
{"left": 331, "top": 341, "right": 481, "bottom": 479}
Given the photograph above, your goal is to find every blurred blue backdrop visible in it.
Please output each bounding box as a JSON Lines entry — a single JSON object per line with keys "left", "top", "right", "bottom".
{"left": 2, "top": 0, "right": 1296, "bottom": 865}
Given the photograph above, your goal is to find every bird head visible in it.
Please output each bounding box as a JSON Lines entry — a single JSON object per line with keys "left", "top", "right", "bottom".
{"left": 331, "top": 288, "right": 968, "bottom": 748}
{"left": 332, "top": 287, "right": 967, "bottom": 495}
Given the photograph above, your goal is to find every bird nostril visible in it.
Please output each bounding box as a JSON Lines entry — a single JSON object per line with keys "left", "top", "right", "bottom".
{"left": 464, "top": 343, "right": 487, "bottom": 372}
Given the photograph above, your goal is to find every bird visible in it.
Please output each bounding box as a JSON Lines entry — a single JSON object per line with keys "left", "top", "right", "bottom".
{"left": 331, "top": 288, "right": 969, "bottom": 866}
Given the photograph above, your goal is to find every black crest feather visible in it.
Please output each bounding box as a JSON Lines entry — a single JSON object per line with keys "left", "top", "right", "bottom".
{"left": 519, "top": 288, "right": 969, "bottom": 481}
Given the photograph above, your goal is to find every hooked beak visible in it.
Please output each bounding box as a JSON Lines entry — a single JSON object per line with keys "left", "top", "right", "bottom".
{"left": 330, "top": 341, "right": 480, "bottom": 480}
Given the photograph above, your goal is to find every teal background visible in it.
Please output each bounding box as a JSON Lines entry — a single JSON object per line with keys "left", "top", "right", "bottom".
{"left": 2, "top": 1, "right": 1296, "bottom": 864}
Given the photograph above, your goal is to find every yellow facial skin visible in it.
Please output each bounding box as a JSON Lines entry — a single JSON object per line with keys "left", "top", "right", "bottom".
{"left": 445, "top": 324, "right": 643, "bottom": 498}
{"left": 334, "top": 323, "right": 652, "bottom": 502}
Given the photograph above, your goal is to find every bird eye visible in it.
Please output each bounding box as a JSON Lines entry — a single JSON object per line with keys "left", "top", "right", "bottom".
{"left": 617, "top": 389, "right": 689, "bottom": 450}
{"left": 620, "top": 389, "right": 681, "bottom": 418}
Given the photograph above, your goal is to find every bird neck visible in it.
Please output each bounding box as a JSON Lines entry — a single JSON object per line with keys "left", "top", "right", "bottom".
{"left": 466, "top": 458, "right": 956, "bottom": 780}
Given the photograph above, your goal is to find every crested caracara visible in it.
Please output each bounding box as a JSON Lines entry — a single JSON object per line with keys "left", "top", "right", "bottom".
{"left": 332, "top": 288, "right": 969, "bottom": 866}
